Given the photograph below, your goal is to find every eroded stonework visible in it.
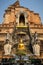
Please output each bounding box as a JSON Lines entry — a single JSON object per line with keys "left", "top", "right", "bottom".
{"left": 0, "top": 1, "right": 43, "bottom": 58}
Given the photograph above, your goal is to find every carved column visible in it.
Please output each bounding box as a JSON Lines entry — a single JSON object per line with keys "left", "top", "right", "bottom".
{"left": 16, "top": 13, "right": 20, "bottom": 26}
{"left": 24, "top": 12, "right": 28, "bottom": 26}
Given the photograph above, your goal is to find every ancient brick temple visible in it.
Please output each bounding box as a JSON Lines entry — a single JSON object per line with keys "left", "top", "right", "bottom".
{"left": 0, "top": 1, "right": 43, "bottom": 59}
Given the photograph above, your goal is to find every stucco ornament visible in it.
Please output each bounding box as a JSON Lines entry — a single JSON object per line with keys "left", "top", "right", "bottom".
{"left": 33, "top": 43, "right": 40, "bottom": 56}
{"left": 4, "top": 43, "right": 12, "bottom": 55}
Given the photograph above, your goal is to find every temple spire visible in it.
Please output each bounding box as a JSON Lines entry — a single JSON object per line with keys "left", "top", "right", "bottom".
{"left": 17, "top": 0, "right": 19, "bottom": 1}
{"left": 12, "top": 0, "right": 20, "bottom": 7}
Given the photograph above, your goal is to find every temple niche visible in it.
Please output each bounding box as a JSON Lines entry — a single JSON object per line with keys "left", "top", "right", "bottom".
{"left": 16, "top": 11, "right": 28, "bottom": 26}
{"left": 0, "top": 0, "right": 43, "bottom": 60}
{"left": 19, "top": 13, "right": 25, "bottom": 25}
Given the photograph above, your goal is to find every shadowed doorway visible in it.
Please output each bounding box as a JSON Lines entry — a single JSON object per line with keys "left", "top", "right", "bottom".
{"left": 19, "top": 13, "right": 25, "bottom": 25}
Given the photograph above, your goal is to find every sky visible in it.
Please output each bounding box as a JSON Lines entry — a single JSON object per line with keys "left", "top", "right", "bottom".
{"left": 0, "top": 0, "right": 43, "bottom": 24}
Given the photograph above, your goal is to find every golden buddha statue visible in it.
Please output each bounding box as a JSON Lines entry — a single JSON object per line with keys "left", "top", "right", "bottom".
{"left": 18, "top": 39, "right": 25, "bottom": 50}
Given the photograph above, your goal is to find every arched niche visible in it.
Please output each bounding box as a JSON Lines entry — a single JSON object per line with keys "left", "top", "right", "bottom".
{"left": 16, "top": 11, "right": 28, "bottom": 26}
{"left": 19, "top": 13, "right": 25, "bottom": 25}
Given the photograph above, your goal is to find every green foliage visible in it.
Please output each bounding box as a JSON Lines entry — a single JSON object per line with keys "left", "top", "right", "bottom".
{"left": 16, "top": 50, "right": 26, "bottom": 55}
